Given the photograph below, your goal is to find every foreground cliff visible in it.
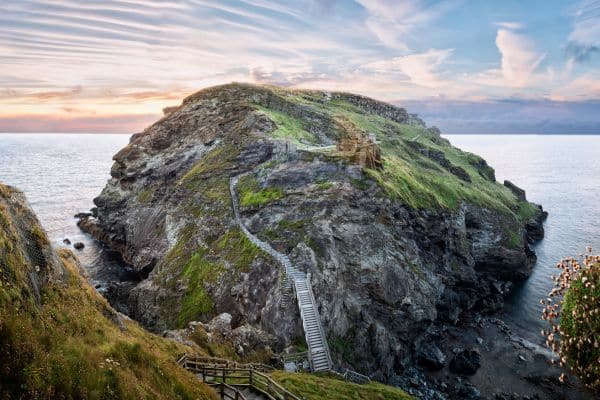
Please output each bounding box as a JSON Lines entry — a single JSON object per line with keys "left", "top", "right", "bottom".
{"left": 0, "top": 183, "right": 216, "bottom": 399}
{"left": 80, "top": 83, "right": 546, "bottom": 381}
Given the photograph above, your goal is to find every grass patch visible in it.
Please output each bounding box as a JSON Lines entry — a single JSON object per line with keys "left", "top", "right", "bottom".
{"left": 271, "top": 371, "right": 414, "bottom": 400}
{"left": 214, "top": 228, "right": 262, "bottom": 272}
{"left": 178, "top": 249, "right": 223, "bottom": 326}
{"left": 136, "top": 189, "right": 152, "bottom": 204}
{"left": 237, "top": 175, "right": 284, "bottom": 207}
{"left": 254, "top": 105, "right": 319, "bottom": 146}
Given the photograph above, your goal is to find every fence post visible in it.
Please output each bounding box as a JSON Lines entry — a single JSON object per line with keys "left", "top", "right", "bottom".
{"left": 202, "top": 367, "right": 206, "bottom": 383}
{"left": 220, "top": 383, "right": 224, "bottom": 398}
{"left": 222, "top": 368, "right": 226, "bottom": 384}
{"left": 249, "top": 369, "right": 253, "bottom": 387}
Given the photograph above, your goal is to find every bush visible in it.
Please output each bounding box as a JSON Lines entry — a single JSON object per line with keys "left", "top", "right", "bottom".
{"left": 541, "top": 249, "right": 600, "bottom": 391}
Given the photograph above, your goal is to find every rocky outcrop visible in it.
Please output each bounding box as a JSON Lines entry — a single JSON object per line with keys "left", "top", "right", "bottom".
{"left": 79, "top": 83, "right": 546, "bottom": 382}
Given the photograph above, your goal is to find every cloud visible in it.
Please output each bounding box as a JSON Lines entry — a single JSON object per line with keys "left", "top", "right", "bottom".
{"left": 361, "top": 49, "right": 453, "bottom": 88}
{"left": 0, "top": 113, "right": 159, "bottom": 133}
{"left": 495, "top": 21, "right": 524, "bottom": 30}
{"left": 355, "top": 0, "right": 455, "bottom": 50}
{"left": 495, "top": 29, "right": 545, "bottom": 87}
{"left": 566, "top": 0, "right": 600, "bottom": 63}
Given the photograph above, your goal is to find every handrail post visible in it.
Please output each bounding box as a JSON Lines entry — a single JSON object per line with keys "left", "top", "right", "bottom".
{"left": 220, "top": 382, "right": 224, "bottom": 398}
{"left": 249, "top": 369, "right": 253, "bottom": 387}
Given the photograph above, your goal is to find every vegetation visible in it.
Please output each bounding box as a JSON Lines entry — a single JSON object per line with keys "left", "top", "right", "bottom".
{"left": 254, "top": 105, "right": 319, "bottom": 146}
{"left": 271, "top": 371, "right": 414, "bottom": 400}
{"left": 0, "top": 187, "right": 216, "bottom": 400}
{"left": 541, "top": 249, "right": 600, "bottom": 391}
{"left": 137, "top": 189, "right": 152, "bottom": 204}
{"left": 237, "top": 175, "right": 284, "bottom": 207}
{"left": 253, "top": 90, "right": 538, "bottom": 222}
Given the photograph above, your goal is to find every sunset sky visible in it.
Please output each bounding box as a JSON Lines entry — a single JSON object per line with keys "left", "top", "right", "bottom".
{"left": 1, "top": 0, "right": 599, "bottom": 133}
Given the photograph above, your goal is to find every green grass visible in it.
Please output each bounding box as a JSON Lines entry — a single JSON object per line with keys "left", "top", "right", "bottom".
{"left": 178, "top": 249, "right": 223, "bottom": 326}
{"left": 271, "top": 371, "right": 414, "bottom": 400}
{"left": 237, "top": 175, "right": 284, "bottom": 207}
{"left": 0, "top": 185, "right": 217, "bottom": 400}
{"left": 253, "top": 90, "right": 538, "bottom": 223}
{"left": 254, "top": 105, "right": 320, "bottom": 146}
{"left": 214, "top": 228, "right": 263, "bottom": 272}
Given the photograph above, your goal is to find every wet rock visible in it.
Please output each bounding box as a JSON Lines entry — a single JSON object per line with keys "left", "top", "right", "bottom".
{"left": 74, "top": 212, "right": 92, "bottom": 219}
{"left": 63, "top": 238, "right": 71, "bottom": 245}
{"left": 450, "top": 348, "right": 481, "bottom": 375}
{"left": 73, "top": 242, "right": 85, "bottom": 250}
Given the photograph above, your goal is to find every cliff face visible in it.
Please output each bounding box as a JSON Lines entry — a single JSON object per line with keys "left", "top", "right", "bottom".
{"left": 80, "top": 83, "right": 546, "bottom": 379}
{"left": 0, "top": 183, "right": 216, "bottom": 399}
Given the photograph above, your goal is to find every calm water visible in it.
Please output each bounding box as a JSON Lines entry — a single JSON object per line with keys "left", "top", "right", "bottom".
{"left": 445, "top": 134, "right": 600, "bottom": 341}
{"left": 0, "top": 134, "right": 130, "bottom": 286}
{"left": 0, "top": 133, "right": 598, "bottom": 340}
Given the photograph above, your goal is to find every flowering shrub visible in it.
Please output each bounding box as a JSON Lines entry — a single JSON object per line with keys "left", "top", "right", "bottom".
{"left": 541, "top": 249, "right": 600, "bottom": 391}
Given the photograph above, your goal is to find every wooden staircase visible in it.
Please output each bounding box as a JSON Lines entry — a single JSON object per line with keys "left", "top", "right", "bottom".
{"left": 230, "top": 176, "right": 333, "bottom": 372}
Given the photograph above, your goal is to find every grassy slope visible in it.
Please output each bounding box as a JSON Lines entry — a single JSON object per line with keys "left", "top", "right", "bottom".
{"left": 272, "top": 372, "right": 413, "bottom": 400}
{"left": 253, "top": 89, "right": 538, "bottom": 222}
{"left": 0, "top": 184, "right": 217, "bottom": 400}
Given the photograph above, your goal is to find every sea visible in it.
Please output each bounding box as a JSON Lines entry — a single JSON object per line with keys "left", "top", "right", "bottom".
{"left": 0, "top": 133, "right": 598, "bottom": 343}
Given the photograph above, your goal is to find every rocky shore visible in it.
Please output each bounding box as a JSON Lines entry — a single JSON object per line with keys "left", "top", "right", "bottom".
{"left": 74, "top": 83, "right": 586, "bottom": 399}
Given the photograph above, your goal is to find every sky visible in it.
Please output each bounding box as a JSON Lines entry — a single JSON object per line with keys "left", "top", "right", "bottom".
{"left": 0, "top": 0, "right": 599, "bottom": 134}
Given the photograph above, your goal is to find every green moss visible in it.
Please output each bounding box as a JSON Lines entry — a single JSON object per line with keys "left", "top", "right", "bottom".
{"left": 316, "top": 181, "right": 334, "bottom": 190}
{"left": 271, "top": 371, "right": 414, "bottom": 400}
{"left": 214, "top": 228, "right": 262, "bottom": 272}
{"left": 238, "top": 175, "right": 284, "bottom": 207}
{"left": 180, "top": 144, "right": 239, "bottom": 187}
{"left": 278, "top": 219, "right": 305, "bottom": 232}
{"left": 136, "top": 189, "right": 152, "bottom": 204}
{"left": 178, "top": 249, "right": 223, "bottom": 326}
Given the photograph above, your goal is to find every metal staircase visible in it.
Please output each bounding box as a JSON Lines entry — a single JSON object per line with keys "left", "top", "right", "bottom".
{"left": 229, "top": 176, "right": 332, "bottom": 372}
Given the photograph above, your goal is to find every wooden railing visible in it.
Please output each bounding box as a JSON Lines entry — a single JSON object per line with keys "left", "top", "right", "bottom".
{"left": 209, "top": 382, "right": 248, "bottom": 400}
{"left": 178, "top": 354, "right": 302, "bottom": 400}
{"left": 178, "top": 354, "right": 275, "bottom": 373}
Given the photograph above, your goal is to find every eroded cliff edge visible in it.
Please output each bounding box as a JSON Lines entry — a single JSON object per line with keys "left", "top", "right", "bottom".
{"left": 79, "top": 83, "right": 546, "bottom": 380}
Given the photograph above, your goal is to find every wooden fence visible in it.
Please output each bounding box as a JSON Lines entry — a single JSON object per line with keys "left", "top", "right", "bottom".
{"left": 178, "top": 354, "right": 302, "bottom": 400}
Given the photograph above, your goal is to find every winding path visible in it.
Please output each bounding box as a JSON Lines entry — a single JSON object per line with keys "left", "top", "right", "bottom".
{"left": 229, "top": 175, "right": 333, "bottom": 372}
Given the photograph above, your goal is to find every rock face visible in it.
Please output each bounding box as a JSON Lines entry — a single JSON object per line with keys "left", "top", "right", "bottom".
{"left": 79, "top": 83, "right": 546, "bottom": 380}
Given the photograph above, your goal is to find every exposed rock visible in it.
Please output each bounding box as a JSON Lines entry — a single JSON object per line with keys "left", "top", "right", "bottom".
{"left": 79, "top": 83, "right": 546, "bottom": 382}
{"left": 63, "top": 238, "right": 71, "bottom": 245}
{"left": 73, "top": 242, "right": 85, "bottom": 250}
{"left": 418, "top": 343, "right": 447, "bottom": 370}
{"left": 450, "top": 348, "right": 481, "bottom": 375}
{"left": 504, "top": 180, "right": 526, "bottom": 201}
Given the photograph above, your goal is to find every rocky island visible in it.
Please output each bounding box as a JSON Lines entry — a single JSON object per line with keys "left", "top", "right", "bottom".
{"left": 72, "top": 83, "right": 575, "bottom": 398}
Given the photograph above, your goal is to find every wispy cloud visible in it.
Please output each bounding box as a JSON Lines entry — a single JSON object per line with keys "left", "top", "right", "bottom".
{"left": 566, "top": 0, "right": 600, "bottom": 63}
{"left": 0, "top": 0, "right": 598, "bottom": 133}
{"left": 355, "top": 0, "right": 456, "bottom": 50}
{"left": 360, "top": 49, "right": 453, "bottom": 88}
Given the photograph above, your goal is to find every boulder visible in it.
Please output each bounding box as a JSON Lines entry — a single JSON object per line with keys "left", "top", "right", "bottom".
{"left": 450, "top": 348, "right": 481, "bottom": 375}
{"left": 73, "top": 242, "right": 85, "bottom": 250}
{"left": 418, "top": 343, "right": 447, "bottom": 370}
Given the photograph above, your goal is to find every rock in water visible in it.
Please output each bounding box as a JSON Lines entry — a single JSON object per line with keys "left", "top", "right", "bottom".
{"left": 80, "top": 83, "right": 546, "bottom": 380}
{"left": 73, "top": 242, "right": 85, "bottom": 250}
